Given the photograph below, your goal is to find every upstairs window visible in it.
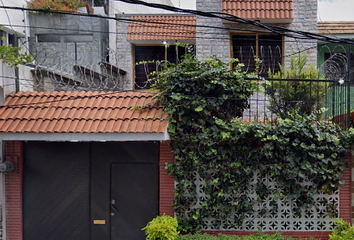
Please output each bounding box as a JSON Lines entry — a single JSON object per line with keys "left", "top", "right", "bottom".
{"left": 232, "top": 34, "right": 283, "bottom": 77}
{"left": 0, "top": 30, "right": 18, "bottom": 47}
{"left": 134, "top": 45, "right": 193, "bottom": 89}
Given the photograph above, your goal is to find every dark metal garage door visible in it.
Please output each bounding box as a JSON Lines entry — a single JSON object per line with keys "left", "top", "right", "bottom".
{"left": 23, "top": 141, "right": 159, "bottom": 240}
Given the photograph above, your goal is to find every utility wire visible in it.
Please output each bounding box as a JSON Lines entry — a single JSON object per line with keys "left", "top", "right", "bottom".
{"left": 1, "top": 22, "right": 324, "bottom": 44}
{"left": 1, "top": 5, "right": 354, "bottom": 44}
{"left": 0, "top": 6, "right": 314, "bottom": 38}
{"left": 115, "top": 0, "right": 354, "bottom": 44}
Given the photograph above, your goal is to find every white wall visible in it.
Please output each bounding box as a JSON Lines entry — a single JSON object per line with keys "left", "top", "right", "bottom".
{"left": 0, "top": 60, "right": 16, "bottom": 101}
{"left": 0, "top": 0, "right": 28, "bottom": 37}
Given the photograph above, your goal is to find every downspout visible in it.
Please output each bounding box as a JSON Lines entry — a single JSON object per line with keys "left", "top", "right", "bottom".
{"left": 14, "top": 35, "right": 19, "bottom": 92}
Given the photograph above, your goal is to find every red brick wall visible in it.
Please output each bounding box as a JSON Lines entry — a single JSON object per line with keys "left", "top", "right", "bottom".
{"left": 159, "top": 141, "right": 175, "bottom": 216}
{"left": 351, "top": 151, "right": 354, "bottom": 224}
{"left": 5, "top": 141, "right": 23, "bottom": 240}
{"left": 340, "top": 151, "right": 352, "bottom": 223}
{"left": 202, "top": 231, "right": 331, "bottom": 240}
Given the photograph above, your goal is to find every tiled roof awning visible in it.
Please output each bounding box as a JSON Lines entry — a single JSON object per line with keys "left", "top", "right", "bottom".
{"left": 222, "top": 0, "right": 293, "bottom": 23}
{"left": 0, "top": 91, "right": 169, "bottom": 141}
{"left": 318, "top": 21, "right": 354, "bottom": 34}
{"left": 128, "top": 15, "right": 196, "bottom": 41}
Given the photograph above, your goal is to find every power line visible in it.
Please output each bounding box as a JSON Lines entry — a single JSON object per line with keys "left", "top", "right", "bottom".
{"left": 1, "top": 22, "right": 324, "bottom": 45}
{"left": 0, "top": 7, "right": 312, "bottom": 39}
{"left": 115, "top": 0, "right": 354, "bottom": 45}
{"left": 1, "top": 5, "right": 354, "bottom": 44}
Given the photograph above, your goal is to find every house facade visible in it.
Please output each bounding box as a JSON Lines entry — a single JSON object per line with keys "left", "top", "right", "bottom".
{"left": 0, "top": 91, "right": 174, "bottom": 240}
{"left": 317, "top": 21, "right": 354, "bottom": 119}
{"left": 317, "top": 21, "right": 354, "bottom": 82}
{"left": 0, "top": 1, "right": 353, "bottom": 240}
{"left": 115, "top": 0, "right": 318, "bottom": 91}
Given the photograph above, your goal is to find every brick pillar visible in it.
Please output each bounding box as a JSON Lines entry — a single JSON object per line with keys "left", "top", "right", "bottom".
{"left": 5, "top": 141, "right": 23, "bottom": 240}
{"left": 351, "top": 151, "right": 354, "bottom": 224}
{"left": 340, "top": 150, "right": 352, "bottom": 223}
{"left": 159, "top": 141, "right": 175, "bottom": 216}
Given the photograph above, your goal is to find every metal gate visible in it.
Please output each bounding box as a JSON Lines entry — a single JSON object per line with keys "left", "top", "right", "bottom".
{"left": 23, "top": 141, "right": 159, "bottom": 240}
{"left": 23, "top": 142, "right": 91, "bottom": 240}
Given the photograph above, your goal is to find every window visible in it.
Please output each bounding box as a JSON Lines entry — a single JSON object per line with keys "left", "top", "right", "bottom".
{"left": 232, "top": 34, "right": 283, "bottom": 77}
{"left": 36, "top": 34, "right": 93, "bottom": 43}
{"left": 134, "top": 45, "right": 193, "bottom": 89}
{"left": 0, "top": 30, "right": 18, "bottom": 47}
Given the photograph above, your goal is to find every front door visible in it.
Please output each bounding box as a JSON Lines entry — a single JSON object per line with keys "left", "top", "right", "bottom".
{"left": 110, "top": 163, "right": 158, "bottom": 240}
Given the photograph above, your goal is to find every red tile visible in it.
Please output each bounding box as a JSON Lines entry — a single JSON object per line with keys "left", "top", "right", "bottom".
{"left": 222, "top": 0, "right": 293, "bottom": 20}
{"left": 128, "top": 16, "right": 196, "bottom": 41}
{"left": 0, "top": 91, "right": 167, "bottom": 134}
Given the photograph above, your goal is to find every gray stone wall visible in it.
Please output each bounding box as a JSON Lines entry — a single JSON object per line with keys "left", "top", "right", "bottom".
{"left": 284, "top": 0, "right": 318, "bottom": 67}
{"left": 196, "top": 0, "right": 318, "bottom": 67}
{"left": 196, "top": 0, "right": 230, "bottom": 63}
{"left": 115, "top": 20, "right": 133, "bottom": 90}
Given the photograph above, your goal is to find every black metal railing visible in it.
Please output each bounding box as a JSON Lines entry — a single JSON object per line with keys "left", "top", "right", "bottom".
{"left": 241, "top": 78, "right": 352, "bottom": 128}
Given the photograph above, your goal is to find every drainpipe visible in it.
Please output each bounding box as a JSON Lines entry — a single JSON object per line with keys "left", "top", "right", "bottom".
{"left": 14, "top": 35, "right": 19, "bottom": 92}
{"left": 347, "top": 44, "right": 351, "bottom": 129}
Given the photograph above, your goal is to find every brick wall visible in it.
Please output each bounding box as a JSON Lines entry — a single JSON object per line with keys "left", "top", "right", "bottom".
{"left": 351, "top": 151, "right": 354, "bottom": 224}
{"left": 203, "top": 231, "right": 331, "bottom": 240}
{"left": 159, "top": 141, "right": 175, "bottom": 216}
{"left": 340, "top": 151, "right": 352, "bottom": 223}
{"left": 5, "top": 141, "right": 23, "bottom": 240}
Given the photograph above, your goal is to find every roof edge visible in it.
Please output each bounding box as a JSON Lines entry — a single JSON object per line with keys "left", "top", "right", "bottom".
{"left": 0, "top": 132, "right": 170, "bottom": 142}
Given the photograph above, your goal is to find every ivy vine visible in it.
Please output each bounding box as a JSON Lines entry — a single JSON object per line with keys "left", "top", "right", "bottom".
{"left": 150, "top": 52, "right": 354, "bottom": 231}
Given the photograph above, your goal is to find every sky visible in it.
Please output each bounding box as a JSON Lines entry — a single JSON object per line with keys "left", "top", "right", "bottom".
{"left": 318, "top": 0, "right": 354, "bottom": 21}
{"left": 170, "top": 0, "right": 354, "bottom": 21}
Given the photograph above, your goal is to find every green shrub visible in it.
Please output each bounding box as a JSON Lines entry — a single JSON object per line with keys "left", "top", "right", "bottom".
{"left": 142, "top": 214, "right": 180, "bottom": 240}
{"left": 329, "top": 219, "right": 354, "bottom": 240}
{"left": 176, "top": 232, "right": 314, "bottom": 240}
{"left": 265, "top": 53, "right": 328, "bottom": 118}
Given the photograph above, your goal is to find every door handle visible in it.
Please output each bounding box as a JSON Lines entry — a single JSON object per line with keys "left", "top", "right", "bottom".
{"left": 111, "top": 204, "right": 118, "bottom": 212}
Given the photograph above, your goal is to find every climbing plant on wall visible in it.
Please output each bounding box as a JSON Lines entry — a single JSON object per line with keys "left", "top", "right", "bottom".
{"left": 150, "top": 52, "right": 354, "bottom": 231}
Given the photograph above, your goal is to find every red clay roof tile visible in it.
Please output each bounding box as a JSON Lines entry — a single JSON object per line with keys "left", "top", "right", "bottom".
{"left": 128, "top": 15, "right": 196, "bottom": 41}
{"left": 222, "top": 0, "right": 293, "bottom": 20}
{"left": 0, "top": 91, "right": 168, "bottom": 134}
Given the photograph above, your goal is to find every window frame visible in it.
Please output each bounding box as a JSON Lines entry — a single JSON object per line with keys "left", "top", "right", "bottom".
{"left": 230, "top": 32, "right": 285, "bottom": 76}
{"left": 132, "top": 44, "right": 194, "bottom": 90}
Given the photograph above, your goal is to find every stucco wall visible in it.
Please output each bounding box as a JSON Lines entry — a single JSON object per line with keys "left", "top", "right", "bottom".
{"left": 29, "top": 14, "right": 108, "bottom": 74}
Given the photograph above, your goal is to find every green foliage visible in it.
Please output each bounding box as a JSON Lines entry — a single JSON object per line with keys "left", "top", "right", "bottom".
{"left": 177, "top": 232, "right": 314, "bottom": 240}
{"left": 265, "top": 53, "right": 328, "bottom": 118}
{"left": 329, "top": 219, "right": 354, "bottom": 240}
{"left": 151, "top": 52, "right": 258, "bottom": 125}
{"left": 142, "top": 215, "right": 180, "bottom": 240}
{"left": 148, "top": 51, "right": 354, "bottom": 231}
{"left": 0, "top": 42, "right": 33, "bottom": 67}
